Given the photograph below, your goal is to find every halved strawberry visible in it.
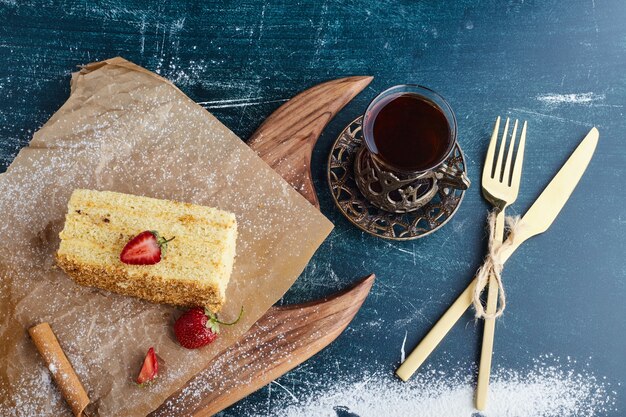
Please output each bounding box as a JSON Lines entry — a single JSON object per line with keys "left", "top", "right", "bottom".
{"left": 120, "top": 231, "right": 174, "bottom": 265}
{"left": 135, "top": 347, "right": 158, "bottom": 386}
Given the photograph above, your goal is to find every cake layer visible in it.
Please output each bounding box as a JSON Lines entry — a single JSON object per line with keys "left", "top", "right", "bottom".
{"left": 56, "top": 189, "right": 237, "bottom": 312}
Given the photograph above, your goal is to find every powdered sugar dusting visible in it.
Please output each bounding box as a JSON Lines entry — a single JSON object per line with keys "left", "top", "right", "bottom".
{"left": 536, "top": 92, "right": 605, "bottom": 106}
{"left": 253, "top": 357, "right": 616, "bottom": 417}
{"left": 155, "top": 352, "right": 616, "bottom": 417}
{"left": 399, "top": 330, "right": 407, "bottom": 363}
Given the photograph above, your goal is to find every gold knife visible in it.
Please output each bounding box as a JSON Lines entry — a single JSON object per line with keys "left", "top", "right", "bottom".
{"left": 397, "top": 127, "right": 599, "bottom": 382}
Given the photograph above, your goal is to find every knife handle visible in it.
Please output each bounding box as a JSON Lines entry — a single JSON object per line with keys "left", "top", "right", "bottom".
{"left": 396, "top": 277, "right": 483, "bottom": 381}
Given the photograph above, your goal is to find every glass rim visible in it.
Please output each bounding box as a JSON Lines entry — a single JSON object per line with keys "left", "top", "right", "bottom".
{"left": 362, "top": 84, "right": 458, "bottom": 174}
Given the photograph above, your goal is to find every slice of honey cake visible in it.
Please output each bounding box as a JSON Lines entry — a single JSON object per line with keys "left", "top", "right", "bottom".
{"left": 56, "top": 189, "right": 237, "bottom": 312}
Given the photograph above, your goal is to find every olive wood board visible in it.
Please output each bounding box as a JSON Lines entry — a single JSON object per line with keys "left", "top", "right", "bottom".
{"left": 152, "top": 76, "right": 375, "bottom": 416}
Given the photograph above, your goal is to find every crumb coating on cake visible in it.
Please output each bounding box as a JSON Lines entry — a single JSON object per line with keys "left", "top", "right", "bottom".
{"left": 56, "top": 189, "right": 237, "bottom": 312}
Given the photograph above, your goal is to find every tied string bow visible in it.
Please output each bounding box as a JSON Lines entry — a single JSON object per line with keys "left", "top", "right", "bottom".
{"left": 472, "top": 211, "right": 522, "bottom": 319}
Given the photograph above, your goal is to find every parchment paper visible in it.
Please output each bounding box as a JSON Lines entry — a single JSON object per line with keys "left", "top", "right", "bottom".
{"left": 0, "top": 57, "right": 333, "bottom": 416}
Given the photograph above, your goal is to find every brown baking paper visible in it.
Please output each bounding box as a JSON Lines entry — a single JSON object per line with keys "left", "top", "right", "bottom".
{"left": 0, "top": 57, "right": 333, "bottom": 416}
{"left": 28, "top": 323, "right": 91, "bottom": 417}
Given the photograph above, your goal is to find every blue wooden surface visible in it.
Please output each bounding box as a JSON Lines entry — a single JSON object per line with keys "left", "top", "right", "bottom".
{"left": 1, "top": 1, "right": 625, "bottom": 416}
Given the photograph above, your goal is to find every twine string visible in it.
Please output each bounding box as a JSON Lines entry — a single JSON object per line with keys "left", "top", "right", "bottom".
{"left": 472, "top": 211, "right": 521, "bottom": 319}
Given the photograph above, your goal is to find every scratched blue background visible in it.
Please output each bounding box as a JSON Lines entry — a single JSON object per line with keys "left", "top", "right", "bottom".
{"left": 1, "top": 1, "right": 625, "bottom": 416}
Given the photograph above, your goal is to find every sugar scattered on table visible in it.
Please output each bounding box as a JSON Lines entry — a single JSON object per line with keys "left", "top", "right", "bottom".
{"left": 220, "top": 355, "right": 616, "bottom": 417}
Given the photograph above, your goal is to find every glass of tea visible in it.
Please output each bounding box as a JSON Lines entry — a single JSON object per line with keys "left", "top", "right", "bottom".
{"left": 354, "top": 85, "right": 470, "bottom": 213}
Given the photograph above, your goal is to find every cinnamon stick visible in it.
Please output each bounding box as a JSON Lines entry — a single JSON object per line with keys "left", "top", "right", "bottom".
{"left": 28, "top": 323, "right": 90, "bottom": 417}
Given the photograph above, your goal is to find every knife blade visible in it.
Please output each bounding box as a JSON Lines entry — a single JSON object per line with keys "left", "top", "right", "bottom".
{"left": 396, "top": 127, "right": 599, "bottom": 381}
{"left": 498, "top": 127, "right": 599, "bottom": 262}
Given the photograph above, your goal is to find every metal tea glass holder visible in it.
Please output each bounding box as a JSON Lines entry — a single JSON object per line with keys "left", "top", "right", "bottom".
{"left": 327, "top": 116, "right": 468, "bottom": 240}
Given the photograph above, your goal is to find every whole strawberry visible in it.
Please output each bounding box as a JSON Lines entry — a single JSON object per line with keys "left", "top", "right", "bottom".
{"left": 120, "top": 230, "right": 175, "bottom": 265}
{"left": 174, "top": 307, "right": 243, "bottom": 349}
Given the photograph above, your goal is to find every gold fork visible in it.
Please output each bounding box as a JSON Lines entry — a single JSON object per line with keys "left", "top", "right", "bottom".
{"left": 475, "top": 116, "right": 527, "bottom": 410}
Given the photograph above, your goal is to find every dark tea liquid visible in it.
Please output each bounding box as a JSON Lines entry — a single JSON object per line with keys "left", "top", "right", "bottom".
{"left": 368, "top": 94, "right": 451, "bottom": 172}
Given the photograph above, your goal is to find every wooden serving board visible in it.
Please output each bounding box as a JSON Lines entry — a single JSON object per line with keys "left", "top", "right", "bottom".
{"left": 152, "top": 76, "right": 374, "bottom": 416}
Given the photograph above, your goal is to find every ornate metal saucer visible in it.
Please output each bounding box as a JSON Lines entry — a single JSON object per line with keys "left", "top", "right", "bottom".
{"left": 327, "top": 116, "right": 467, "bottom": 240}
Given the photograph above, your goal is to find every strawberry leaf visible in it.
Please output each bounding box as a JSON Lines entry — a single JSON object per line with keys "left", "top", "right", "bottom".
{"left": 206, "top": 319, "right": 221, "bottom": 334}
